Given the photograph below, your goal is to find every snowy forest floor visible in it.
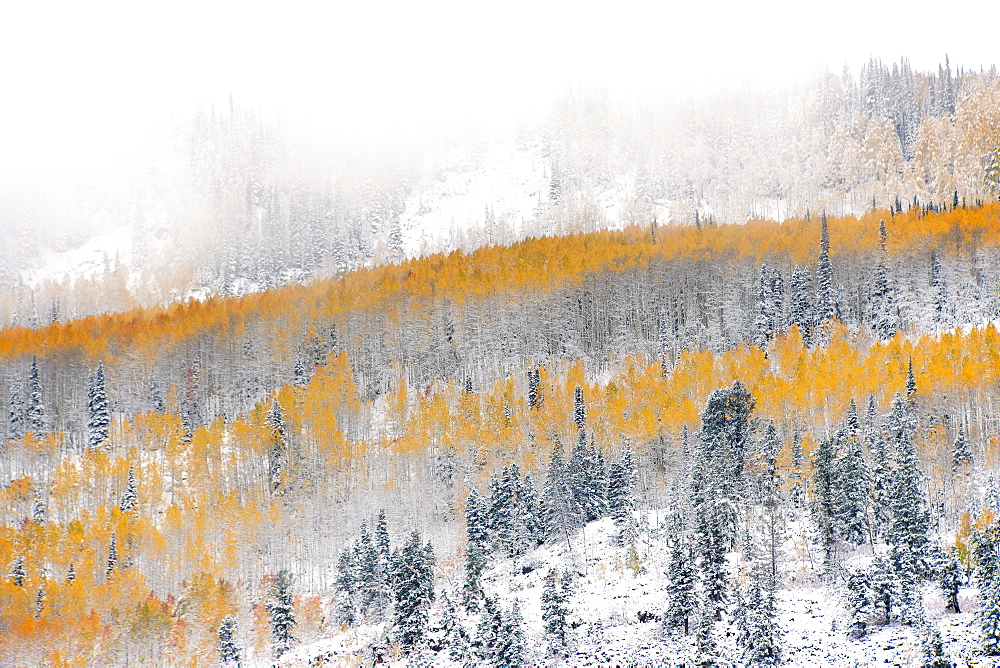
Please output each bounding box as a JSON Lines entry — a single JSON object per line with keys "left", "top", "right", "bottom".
{"left": 277, "top": 514, "right": 986, "bottom": 667}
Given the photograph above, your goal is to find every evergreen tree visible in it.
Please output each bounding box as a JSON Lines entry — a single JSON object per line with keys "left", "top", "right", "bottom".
{"left": 26, "top": 357, "right": 46, "bottom": 434}
{"left": 608, "top": 450, "right": 638, "bottom": 546}
{"left": 736, "top": 572, "right": 782, "bottom": 667}
{"left": 845, "top": 568, "right": 873, "bottom": 638}
{"left": 542, "top": 568, "right": 572, "bottom": 656}
{"left": 542, "top": 439, "right": 579, "bottom": 542}
{"left": 218, "top": 614, "right": 241, "bottom": 665}
{"left": 953, "top": 427, "right": 972, "bottom": 473}
{"left": 789, "top": 264, "right": 813, "bottom": 339}
{"left": 462, "top": 542, "right": 486, "bottom": 612}
{"left": 106, "top": 534, "right": 118, "bottom": 578}
{"left": 473, "top": 596, "right": 504, "bottom": 664}
{"left": 931, "top": 251, "right": 948, "bottom": 324}
{"left": 664, "top": 537, "right": 697, "bottom": 635}
{"left": 812, "top": 431, "right": 841, "bottom": 563}
{"left": 435, "top": 592, "right": 471, "bottom": 662}
{"left": 753, "top": 262, "right": 774, "bottom": 347}
{"left": 520, "top": 473, "right": 546, "bottom": 547}
{"left": 8, "top": 374, "right": 26, "bottom": 440}
{"left": 906, "top": 358, "right": 917, "bottom": 398}
{"left": 465, "top": 488, "right": 489, "bottom": 552}
{"left": 266, "top": 398, "right": 287, "bottom": 493}
{"left": 939, "top": 550, "right": 962, "bottom": 614}
{"left": 885, "top": 428, "right": 931, "bottom": 561}
{"left": 974, "top": 523, "right": 1000, "bottom": 655}
{"left": 87, "top": 363, "right": 110, "bottom": 449}
{"left": 268, "top": 569, "right": 296, "bottom": 658}
{"left": 119, "top": 464, "right": 138, "bottom": 514}
{"left": 567, "top": 435, "right": 606, "bottom": 523}
{"left": 834, "top": 431, "right": 870, "bottom": 547}
{"left": 333, "top": 547, "right": 357, "bottom": 626}
{"left": 869, "top": 219, "right": 899, "bottom": 339}
{"left": 66, "top": 561, "right": 75, "bottom": 583}
{"left": 392, "top": 531, "right": 435, "bottom": 651}
{"left": 573, "top": 385, "right": 586, "bottom": 429}
{"left": 11, "top": 556, "right": 25, "bottom": 587}
{"left": 495, "top": 600, "right": 528, "bottom": 667}
{"left": 921, "top": 622, "right": 951, "bottom": 668}
{"left": 31, "top": 494, "right": 46, "bottom": 525}
{"left": 815, "top": 213, "right": 837, "bottom": 328}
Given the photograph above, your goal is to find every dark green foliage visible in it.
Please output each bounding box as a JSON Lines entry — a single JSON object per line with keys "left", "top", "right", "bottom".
{"left": 542, "top": 568, "right": 572, "bottom": 656}
{"left": 119, "top": 464, "right": 138, "bottom": 514}
{"left": 8, "top": 374, "right": 26, "bottom": 440}
{"left": 921, "top": 623, "right": 951, "bottom": 668}
{"left": 815, "top": 212, "right": 837, "bottom": 327}
{"left": 542, "top": 439, "right": 580, "bottom": 542}
{"left": 392, "top": 531, "right": 435, "bottom": 651}
{"left": 664, "top": 537, "right": 697, "bottom": 635}
{"left": 87, "top": 363, "right": 110, "bottom": 449}
{"left": 26, "top": 357, "right": 46, "bottom": 434}
{"left": 608, "top": 450, "right": 638, "bottom": 546}
{"left": 885, "top": 428, "right": 931, "bottom": 560}
{"left": 465, "top": 489, "right": 489, "bottom": 551}
{"left": 106, "top": 534, "right": 118, "bottom": 578}
{"left": 333, "top": 548, "right": 357, "bottom": 626}
{"left": 266, "top": 398, "right": 287, "bottom": 493}
{"left": 789, "top": 265, "right": 813, "bottom": 339}
{"left": 268, "top": 569, "right": 296, "bottom": 658}
{"left": 462, "top": 542, "right": 486, "bottom": 612}
{"left": 573, "top": 385, "right": 586, "bottom": 429}
{"left": 953, "top": 427, "right": 972, "bottom": 473}
{"left": 218, "top": 614, "right": 241, "bottom": 665}
{"left": 735, "top": 572, "right": 782, "bottom": 667}
{"left": 845, "top": 568, "right": 873, "bottom": 638}
{"left": 973, "top": 523, "right": 1000, "bottom": 655}
{"left": 11, "top": 556, "right": 25, "bottom": 587}
{"left": 567, "top": 435, "right": 607, "bottom": 523}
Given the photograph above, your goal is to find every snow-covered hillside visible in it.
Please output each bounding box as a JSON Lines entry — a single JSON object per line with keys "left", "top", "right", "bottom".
{"left": 276, "top": 513, "right": 981, "bottom": 667}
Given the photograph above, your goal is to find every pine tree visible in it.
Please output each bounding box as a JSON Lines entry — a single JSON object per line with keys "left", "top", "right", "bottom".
{"left": 437, "top": 592, "right": 471, "bottom": 662}
{"left": 334, "top": 547, "right": 358, "bottom": 626}
{"left": 753, "top": 262, "right": 774, "bottom": 347}
{"left": 266, "top": 398, "right": 287, "bottom": 493}
{"left": 268, "top": 569, "right": 296, "bottom": 658}
{"left": 953, "top": 427, "right": 972, "bottom": 473}
{"left": 815, "top": 213, "right": 837, "bottom": 328}
{"left": 520, "top": 473, "right": 546, "bottom": 547}
{"left": 473, "top": 596, "right": 504, "bottom": 664}
{"left": 462, "top": 542, "right": 486, "bottom": 612}
{"left": 8, "top": 375, "right": 26, "bottom": 440}
{"left": 834, "top": 431, "right": 870, "bottom": 547}
{"left": 495, "top": 600, "right": 528, "bottom": 667}
{"left": 664, "top": 537, "right": 698, "bottom": 635}
{"left": 26, "top": 357, "right": 46, "bottom": 434}
{"left": 106, "top": 534, "right": 118, "bottom": 578}
{"left": 11, "top": 556, "right": 25, "bottom": 586}
{"left": 218, "top": 614, "right": 241, "bottom": 665}
{"left": 974, "top": 523, "right": 1000, "bottom": 655}
{"left": 392, "top": 531, "right": 435, "bottom": 651}
{"left": 921, "top": 622, "right": 950, "bottom": 668}
{"left": 542, "top": 568, "right": 572, "bottom": 656}
{"left": 31, "top": 494, "right": 45, "bottom": 525}
{"left": 845, "top": 568, "right": 873, "bottom": 638}
{"left": 608, "top": 450, "right": 638, "bottom": 546}
{"left": 87, "top": 363, "right": 110, "bottom": 449}
{"left": 906, "top": 358, "right": 917, "bottom": 398}
{"left": 736, "top": 572, "right": 782, "bottom": 666}
{"left": 931, "top": 252, "right": 948, "bottom": 324}
{"left": 573, "top": 385, "right": 586, "bottom": 429}
{"left": 66, "top": 561, "right": 75, "bottom": 583}
{"left": 542, "top": 439, "right": 579, "bottom": 542}
{"left": 567, "top": 435, "right": 605, "bottom": 523}
{"left": 886, "top": 428, "right": 931, "bottom": 561}
{"left": 119, "top": 464, "right": 138, "bottom": 514}
{"left": 789, "top": 264, "right": 813, "bottom": 339}
{"left": 869, "top": 219, "right": 899, "bottom": 339}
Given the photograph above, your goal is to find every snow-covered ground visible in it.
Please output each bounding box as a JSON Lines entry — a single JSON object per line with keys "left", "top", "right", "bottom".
{"left": 22, "top": 226, "right": 133, "bottom": 288}
{"left": 273, "top": 513, "right": 985, "bottom": 667}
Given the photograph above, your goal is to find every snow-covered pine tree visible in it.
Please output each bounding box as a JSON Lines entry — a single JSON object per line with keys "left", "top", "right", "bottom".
{"left": 266, "top": 398, "right": 287, "bottom": 493}
{"left": 789, "top": 264, "right": 813, "bottom": 341}
{"left": 527, "top": 367, "right": 540, "bottom": 409}
{"left": 608, "top": 450, "right": 638, "bottom": 546}
{"left": 931, "top": 251, "right": 948, "bottom": 325}
{"left": 11, "top": 556, "right": 25, "bottom": 587}
{"left": 845, "top": 568, "right": 873, "bottom": 638}
{"left": 664, "top": 537, "right": 697, "bottom": 635}
{"left": 26, "top": 357, "right": 46, "bottom": 434}
{"left": 542, "top": 439, "right": 579, "bottom": 543}
{"left": 66, "top": 561, "right": 75, "bottom": 583}
{"left": 87, "top": 363, "right": 110, "bottom": 449}
{"left": 392, "top": 531, "right": 435, "bottom": 652}
{"left": 473, "top": 596, "right": 504, "bottom": 664}
{"left": 8, "top": 375, "right": 26, "bottom": 440}
{"left": 567, "top": 435, "right": 606, "bottom": 523}
{"left": 106, "top": 534, "right": 118, "bottom": 578}
{"left": 334, "top": 547, "right": 358, "bottom": 626}
{"left": 462, "top": 542, "right": 486, "bottom": 613}
{"left": 519, "top": 473, "right": 546, "bottom": 547}
{"left": 886, "top": 427, "right": 932, "bottom": 560}
{"left": 31, "top": 494, "right": 45, "bottom": 525}
{"left": 218, "top": 614, "right": 241, "bottom": 665}
{"left": 939, "top": 550, "right": 962, "bottom": 614}
{"left": 815, "top": 213, "right": 837, "bottom": 328}
{"left": 435, "top": 592, "right": 471, "bottom": 662}
{"left": 736, "top": 571, "right": 782, "bottom": 666}
{"left": 495, "top": 600, "right": 528, "bottom": 667}
{"left": 465, "top": 488, "right": 489, "bottom": 553}
{"left": 953, "top": 427, "right": 972, "bottom": 474}
{"left": 869, "top": 219, "right": 899, "bottom": 340}
{"left": 812, "top": 431, "right": 841, "bottom": 563}
{"left": 753, "top": 262, "right": 774, "bottom": 347}
{"left": 906, "top": 358, "right": 917, "bottom": 398}
{"left": 542, "top": 568, "right": 571, "bottom": 656}
{"left": 119, "top": 464, "right": 138, "bottom": 514}
{"left": 573, "top": 385, "right": 586, "bottom": 429}
{"left": 268, "top": 569, "right": 296, "bottom": 658}
{"left": 974, "top": 523, "right": 1000, "bottom": 655}
{"left": 921, "top": 622, "right": 950, "bottom": 668}
{"left": 834, "top": 430, "right": 870, "bottom": 547}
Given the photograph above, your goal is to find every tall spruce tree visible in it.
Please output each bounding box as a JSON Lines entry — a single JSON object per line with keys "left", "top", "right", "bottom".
{"left": 815, "top": 213, "right": 837, "bottom": 328}
{"left": 266, "top": 398, "right": 287, "bottom": 493}
{"left": 87, "top": 363, "right": 110, "bottom": 449}
{"left": 542, "top": 439, "right": 579, "bottom": 542}
{"left": 974, "top": 523, "right": 1000, "bottom": 655}
{"left": 119, "top": 464, "right": 138, "bottom": 514}
{"left": 26, "top": 357, "right": 46, "bottom": 434}
{"left": 953, "top": 427, "right": 972, "bottom": 473}
{"left": 664, "top": 536, "right": 698, "bottom": 635}
{"left": 11, "top": 556, "right": 25, "bottom": 587}
{"left": 542, "top": 568, "right": 572, "bottom": 657}
{"left": 392, "top": 531, "right": 435, "bottom": 652}
{"left": 736, "top": 571, "right": 782, "bottom": 667}
{"left": 218, "top": 614, "right": 241, "bottom": 665}
{"left": 268, "top": 569, "right": 296, "bottom": 658}
{"left": 8, "top": 375, "right": 26, "bottom": 440}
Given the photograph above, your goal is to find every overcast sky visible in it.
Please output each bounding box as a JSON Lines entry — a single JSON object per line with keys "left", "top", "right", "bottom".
{"left": 0, "top": 0, "right": 995, "bottom": 177}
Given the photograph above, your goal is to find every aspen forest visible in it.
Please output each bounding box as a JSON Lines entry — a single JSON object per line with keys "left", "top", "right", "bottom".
{"left": 4, "top": 54, "right": 1000, "bottom": 666}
